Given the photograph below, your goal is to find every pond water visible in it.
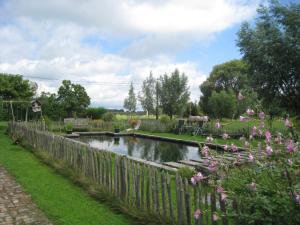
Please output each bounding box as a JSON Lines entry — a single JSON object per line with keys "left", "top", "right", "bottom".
{"left": 77, "top": 135, "right": 201, "bottom": 163}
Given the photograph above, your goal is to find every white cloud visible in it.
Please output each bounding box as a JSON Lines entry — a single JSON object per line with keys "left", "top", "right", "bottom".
{"left": 0, "top": 0, "right": 261, "bottom": 108}
{"left": 0, "top": 57, "right": 206, "bottom": 108}
{"left": 8, "top": 0, "right": 259, "bottom": 35}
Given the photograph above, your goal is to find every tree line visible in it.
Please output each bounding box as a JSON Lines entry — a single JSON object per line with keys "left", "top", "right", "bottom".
{"left": 127, "top": 1, "right": 300, "bottom": 119}
{"left": 1, "top": 1, "right": 299, "bottom": 121}
{"left": 123, "top": 69, "right": 190, "bottom": 119}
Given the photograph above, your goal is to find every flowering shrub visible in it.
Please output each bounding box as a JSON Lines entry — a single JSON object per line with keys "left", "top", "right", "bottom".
{"left": 222, "top": 113, "right": 299, "bottom": 224}
{"left": 192, "top": 104, "right": 300, "bottom": 224}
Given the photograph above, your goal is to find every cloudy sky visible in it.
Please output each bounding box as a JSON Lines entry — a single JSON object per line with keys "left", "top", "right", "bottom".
{"left": 0, "top": 0, "right": 294, "bottom": 109}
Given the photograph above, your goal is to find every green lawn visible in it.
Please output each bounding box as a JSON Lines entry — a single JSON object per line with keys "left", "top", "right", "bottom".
{"left": 0, "top": 123, "right": 134, "bottom": 225}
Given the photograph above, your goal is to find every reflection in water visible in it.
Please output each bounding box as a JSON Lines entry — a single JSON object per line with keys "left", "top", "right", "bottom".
{"left": 78, "top": 135, "right": 201, "bottom": 163}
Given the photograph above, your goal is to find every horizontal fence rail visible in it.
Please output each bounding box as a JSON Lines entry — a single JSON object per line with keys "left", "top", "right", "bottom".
{"left": 8, "top": 122, "right": 237, "bottom": 225}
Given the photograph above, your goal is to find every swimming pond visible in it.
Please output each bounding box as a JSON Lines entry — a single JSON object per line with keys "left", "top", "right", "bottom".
{"left": 77, "top": 135, "right": 202, "bottom": 163}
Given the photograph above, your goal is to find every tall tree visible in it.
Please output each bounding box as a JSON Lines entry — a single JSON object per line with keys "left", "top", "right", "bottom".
{"left": 208, "top": 90, "right": 237, "bottom": 119}
{"left": 138, "top": 72, "right": 156, "bottom": 115}
{"left": 57, "top": 80, "right": 90, "bottom": 117}
{"left": 159, "top": 69, "right": 190, "bottom": 119}
{"left": 237, "top": 1, "right": 300, "bottom": 114}
{"left": 199, "top": 60, "right": 249, "bottom": 115}
{"left": 38, "top": 92, "right": 65, "bottom": 120}
{"left": 0, "top": 73, "right": 35, "bottom": 100}
{"left": 123, "top": 82, "right": 137, "bottom": 114}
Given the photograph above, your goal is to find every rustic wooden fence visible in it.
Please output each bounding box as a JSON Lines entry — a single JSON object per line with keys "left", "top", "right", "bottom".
{"left": 8, "top": 122, "right": 237, "bottom": 225}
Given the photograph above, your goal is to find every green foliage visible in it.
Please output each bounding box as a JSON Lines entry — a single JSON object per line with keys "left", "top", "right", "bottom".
{"left": 86, "top": 107, "right": 107, "bottom": 119}
{"left": 236, "top": 89, "right": 258, "bottom": 117}
{"left": 208, "top": 90, "right": 237, "bottom": 118}
{"left": 102, "top": 112, "right": 115, "bottom": 122}
{"left": 57, "top": 80, "right": 90, "bottom": 117}
{"left": 199, "top": 60, "right": 249, "bottom": 115}
{"left": 43, "top": 115, "right": 52, "bottom": 129}
{"left": 64, "top": 123, "right": 73, "bottom": 133}
{"left": 177, "top": 167, "right": 195, "bottom": 180}
{"left": 223, "top": 158, "right": 300, "bottom": 225}
{"left": 159, "top": 69, "right": 190, "bottom": 119}
{"left": 0, "top": 73, "right": 36, "bottom": 100}
{"left": 38, "top": 92, "right": 65, "bottom": 120}
{"left": 237, "top": 1, "right": 300, "bottom": 114}
{"left": 159, "top": 114, "right": 170, "bottom": 124}
{"left": 183, "top": 101, "right": 201, "bottom": 117}
{"left": 123, "top": 82, "right": 137, "bottom": 113}
{"left": 138, "top": 72, "right": 156, "bottom": 115}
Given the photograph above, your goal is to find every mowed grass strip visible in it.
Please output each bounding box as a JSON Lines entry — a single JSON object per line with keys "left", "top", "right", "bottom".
{"left": 0, "top": 124, "right": 133, "bottom": 225}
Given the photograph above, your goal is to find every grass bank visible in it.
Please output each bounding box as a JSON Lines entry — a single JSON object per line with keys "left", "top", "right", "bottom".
{"left": 0, "top": 123, "right": 134, "bottom": 225}
{"left": 135, "top": 130, "right": 251, "bottom": 147}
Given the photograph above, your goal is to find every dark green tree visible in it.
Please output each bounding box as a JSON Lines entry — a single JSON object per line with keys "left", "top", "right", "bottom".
{"left": 123, "top": 82, "right": 137, "bottom": 114}
{"left": 86, "top": 107, "right": 107, "bottom": 120}
{"left": 38, "top": 92, "right": 65, "bottom": 120}
{"left": 57, "top": 80, "right": 90, "bottom": 117}
{"left": 0, "top": 73, "right": 35, "bottom": 100}
{"left": 159, "top": 69, "right": 190, "bottom": 119}
{"left": 199, "top": 60, "right": 249, "bottom": 115}
{"left": 138, "top": 72, "right": 156, "bottom": 115}
{"left": 208, "top": 90, "right": 237, "bottom": 119}
{"left": 183, "top": 101, "right": 201, "bottom": 117}
{"left": 237, "top": 1, "right": 300, "bottom": 114}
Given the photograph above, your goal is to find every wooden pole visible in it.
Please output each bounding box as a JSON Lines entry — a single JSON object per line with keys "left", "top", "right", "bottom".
{"left": 25, "top": 106, "right": 28, "bottom": 122}
{"left": 10, "top": 101, "right": 15, "bottom": 121}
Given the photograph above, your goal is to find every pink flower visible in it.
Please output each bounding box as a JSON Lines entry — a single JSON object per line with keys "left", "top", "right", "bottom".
{"left": 259, "top": 111, "right": 265, "bottom": 120}
{"left": 215, "top": 121, "right": 221, "bottom": 129}
{"left": 285, "top": 118, "right": 292, "bottom": 128}
{"left": 222, "top": 133, "right": 229, "bottom": 140}
{"left": 238, "top": 91, "right": 245, "bottom": 101}
{"left": 201, "top": 145, "right": 210, "bottom": 157}
{"left": 195, "top": 172, "right": 205, "bottom": 182}
{"left": 208, "top": 161, "right": 218, "bottom": 172}
{"left": 203, "top": 159, "right": 209, "bottom": 166}
{"left": 265, "top": 131, "right": 272, "bottom": 142}
{"left": 248, "top": 153, "right": 254, "bottom": 162}
{"left": 213, "top": 213, "right": 219, "bottom": 221}
{"left": 194, "top": 209, "right": 202, "bottom": 219}
{"left": 251, "top": 126, "right": 257, "bottom": 136}
{"left": 240, "top": 116, "right": 249, "bottom": 122}
{"left": 265, "top": 145, "right": 273, "bottom": 156}
{"left": 246, "top": 108, "right": 255, "bottom": 116}
{"left": 221, "top": 193, "right": 227, "bottom": 201}
{"left": 191, "top": 172, "right": 205, "bottom": 185}
{"left": 249, "top": 182, "right": 257, "bottom": 191}
{"left": 223, "top": 144, "right": 228, "bottom": 151}
{"left": 217, "top": 186, "right": 224, "bottom": 193}
{"left": 285, "top": 140, "right": 297, "bottom": 153}
{"left": 295, "top": 194, "right": 300, "bottom": 205}
{"left": 235, "top": 153, "right": 242, "bottom": 164}
{"left": 231, "top": 144, "right": 238, "bottom": 152}
{"left": 191, "top": 177, "right": 197, "bottom": 185}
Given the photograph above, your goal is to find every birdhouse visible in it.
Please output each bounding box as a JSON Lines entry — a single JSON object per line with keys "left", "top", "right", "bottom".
{"left": 31, "top": 100, "right": 42, "bottom": 112}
